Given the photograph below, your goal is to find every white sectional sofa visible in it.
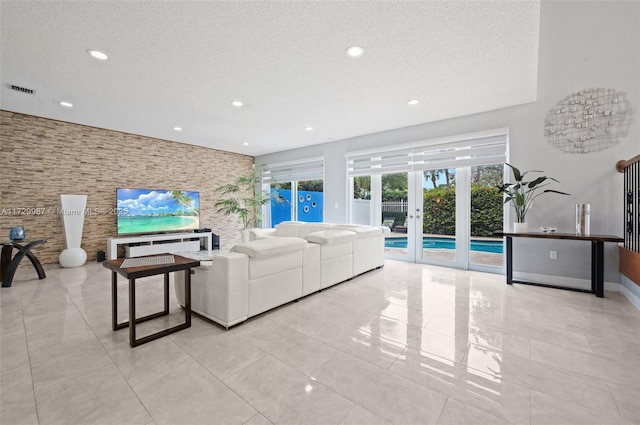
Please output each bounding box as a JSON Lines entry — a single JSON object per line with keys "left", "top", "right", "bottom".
{"left": 251, "top": 221, "right": 388, "bottom": 282}
{"left": 331, "top": 224, "right": 386, "bottom": 276}
{"left": 174, "top": 221, "right": 386, "bottom": 328}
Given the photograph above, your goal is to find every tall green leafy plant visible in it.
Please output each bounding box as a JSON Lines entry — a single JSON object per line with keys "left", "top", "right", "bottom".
{"left": 496, "top": 163, "right": 570, "bottom": 223}
{"left": 214, "top": 168, "right": 281, "bottom": 229}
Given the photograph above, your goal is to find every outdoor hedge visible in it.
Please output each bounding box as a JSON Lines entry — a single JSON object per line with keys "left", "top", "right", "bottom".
{"left": 422, "top": 186, "right": 502, "bottom": 236}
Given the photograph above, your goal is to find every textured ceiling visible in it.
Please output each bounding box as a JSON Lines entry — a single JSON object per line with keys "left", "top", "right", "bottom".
{"left": 0, "top": 1, "right": 540, "bottom": 156}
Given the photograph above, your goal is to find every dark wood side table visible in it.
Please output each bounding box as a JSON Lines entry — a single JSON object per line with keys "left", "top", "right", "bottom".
{"left": 1, "top": 239, "right": 47, "bottom": 287}
{"left": 103, "top": 254, "right": 200, "bottom": 347}
{"left": 493, "top": 231, "right": 623, "bottom": 298}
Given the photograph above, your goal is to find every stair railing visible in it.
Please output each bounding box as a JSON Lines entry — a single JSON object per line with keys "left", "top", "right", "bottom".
{"left": 617, "top": 154, "right": 640, "bottom": 285}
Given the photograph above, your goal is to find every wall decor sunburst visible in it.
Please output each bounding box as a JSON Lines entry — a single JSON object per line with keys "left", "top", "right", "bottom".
{"left": 544, "top": 88, "right": 631, "bottom": 154}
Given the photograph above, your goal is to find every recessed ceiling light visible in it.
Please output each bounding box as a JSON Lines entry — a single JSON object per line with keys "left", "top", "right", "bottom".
{"left": 407, "top": 99, "right": 420, "bottom": 105}
{"left": 243, "top": 142, "right": 249, "bottom": 146}
{"left": 173, "top": 126, "right": 182, "bottom": 131}
{"left": 231, "top": 101, "right": 243, "bottom": 107}
{"left": 346, "top": 45, "right": 365, "bottom": 57}
{"left": 305, "top": 127, "right": 314, "bottom": 131}
{"left": 87, "top": 49, "right": 108, "bottom": 60}
{"left": 60, "top": 101, "right": 73, "bottom": 107}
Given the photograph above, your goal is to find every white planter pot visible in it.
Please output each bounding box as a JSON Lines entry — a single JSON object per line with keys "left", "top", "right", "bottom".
{"left": 240, "top": 229, "right": 250, "bottom": 242}
{"left": 513, "top": 222, "right": 528, "bottom": 233}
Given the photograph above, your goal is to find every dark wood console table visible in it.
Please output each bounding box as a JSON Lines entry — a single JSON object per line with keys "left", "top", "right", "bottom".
{"left": 103, "top": 254, "right": 200, "bottom": 347}
{"left": 1, "top": 239, "right": 47, "bottom": 288}
{"left": 493, "top": 231, "right": 623, "bottom": 298}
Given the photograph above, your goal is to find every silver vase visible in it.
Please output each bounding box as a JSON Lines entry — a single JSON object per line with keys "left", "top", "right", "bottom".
{"left": 575, "top": 204, "right": 590, "bottom": 235}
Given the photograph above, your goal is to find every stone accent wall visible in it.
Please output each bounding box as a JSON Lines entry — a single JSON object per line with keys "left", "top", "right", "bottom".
{"left": 1, "top": 110, "right": 253, "bottom": 265}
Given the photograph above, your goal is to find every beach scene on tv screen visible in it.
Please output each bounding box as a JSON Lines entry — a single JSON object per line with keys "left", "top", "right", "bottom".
{"left": 117, "top": 189, "right": 200, "bottom": 234}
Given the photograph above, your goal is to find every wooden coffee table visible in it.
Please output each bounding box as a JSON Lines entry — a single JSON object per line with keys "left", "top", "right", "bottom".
{"left": 103, "top": 254, "right": 200, "bottom": 347}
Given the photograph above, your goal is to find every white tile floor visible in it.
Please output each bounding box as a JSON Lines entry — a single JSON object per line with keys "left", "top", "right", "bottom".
{"left": 2, "top": 259, "right": 640, "bottom": 425}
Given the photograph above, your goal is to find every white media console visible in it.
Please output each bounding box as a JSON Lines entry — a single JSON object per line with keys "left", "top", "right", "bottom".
{"left": 107, "top": 232, "right": 213, "bottom": 260}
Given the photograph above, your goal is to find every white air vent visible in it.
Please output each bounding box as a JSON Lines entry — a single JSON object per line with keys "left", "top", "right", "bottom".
{"left": 7, "top": 84, "right": 35, "bottom": 95}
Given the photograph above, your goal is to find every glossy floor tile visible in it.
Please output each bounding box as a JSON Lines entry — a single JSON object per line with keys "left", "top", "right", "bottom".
{"left": 1, "top": 259, "right": 639, "bottom": 425}
{"left": 34, "top": 364, "right": 152, "bottom": 425}
{"left": 133, "top": 360, "right": 255, "bottom": 425}
{"left": 389, "top": 348, "right": 532, "bottom": 424}
{"left": 224, "top": 356, "right": 354, "bottom": 425}
{"left": 436, "top": 398, "right": 510, "bottom": 425}
{"left": 312, "top": 352, "right": 448, "bottom": 425}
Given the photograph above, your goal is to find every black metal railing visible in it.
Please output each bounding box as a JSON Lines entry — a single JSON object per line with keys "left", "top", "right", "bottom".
{"left": 617, "top": 154, "right": 640, "bottom": 253}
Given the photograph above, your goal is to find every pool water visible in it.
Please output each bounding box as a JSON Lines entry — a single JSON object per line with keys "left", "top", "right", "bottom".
{"left": 385, "top": 237, "right": 503, "bottom": 254}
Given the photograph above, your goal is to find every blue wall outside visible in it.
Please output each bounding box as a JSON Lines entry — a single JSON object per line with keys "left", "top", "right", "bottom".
{"left": 271, "top": 189, "right": 323, "bottom": 226}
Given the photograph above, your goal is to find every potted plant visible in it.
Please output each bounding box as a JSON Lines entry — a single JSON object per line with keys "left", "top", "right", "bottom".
{"left": 497, "top": 163, "right": 570, "bottom": 232}
{"left": 214, "top": 168, "right": 282, "bottom": 241}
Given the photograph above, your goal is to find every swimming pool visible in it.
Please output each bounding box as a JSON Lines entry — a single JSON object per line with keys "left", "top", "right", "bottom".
{"left": 385, "top": 237, "right": 503, "bottom": 254}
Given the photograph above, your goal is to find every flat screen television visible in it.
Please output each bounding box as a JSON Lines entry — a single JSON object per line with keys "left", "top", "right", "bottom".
{"left": 116, "top": 188, "right": 200, "bottom": 235}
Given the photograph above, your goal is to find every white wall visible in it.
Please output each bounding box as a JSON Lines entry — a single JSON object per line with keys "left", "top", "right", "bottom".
{"left": 257, "top": 1, "right": 640, "bottom": 284}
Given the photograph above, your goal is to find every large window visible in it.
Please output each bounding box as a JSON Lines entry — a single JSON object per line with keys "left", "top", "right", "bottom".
{"left": 270, "top": 182, "right": 292, "bottom": 225}
{"left": 262, "top": 158, "right": 324, "bottom": 227}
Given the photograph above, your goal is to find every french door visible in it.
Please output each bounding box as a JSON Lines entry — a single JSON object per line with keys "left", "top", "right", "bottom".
{"left": 347, "top": 128, "right": 508, "bottom": 272}
{"left": 383, "top": 170, "right": 465, "bottom": 268}
{"left": 358, "top": 166, "right": 503, "bottom": 273}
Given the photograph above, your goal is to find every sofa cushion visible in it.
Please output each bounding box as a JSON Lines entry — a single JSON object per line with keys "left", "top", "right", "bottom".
{"left": 249, "top": 250, "right": 302, "bottom": 280}
{"left": 232, "top": 236, "right": 306, "bottom": 258}
{"left": 331, "top": 225, "right": 382, "bottom": 238}
{"left": 275, "top": 221, "right": 330, "bottom": 238}
{"left": 248, "top": 228, "right": 276, "bottom": 240}
{"left": 306, "top": 229, "right": 357, "bottom": 245}
{"left": 319, "top": 242, "right": 352, "bottom": 260}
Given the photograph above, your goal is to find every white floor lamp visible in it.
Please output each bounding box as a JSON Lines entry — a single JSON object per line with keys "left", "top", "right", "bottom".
{"left": 59, "top": 194, "right": 88, "bottom": 268}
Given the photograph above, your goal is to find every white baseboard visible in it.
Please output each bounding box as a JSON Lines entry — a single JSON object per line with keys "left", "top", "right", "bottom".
{"left": 513, "top": 272, "right": 620, "bottom": 292}
{"left": 620, "top": 277, "right": 640, "bottom": 311}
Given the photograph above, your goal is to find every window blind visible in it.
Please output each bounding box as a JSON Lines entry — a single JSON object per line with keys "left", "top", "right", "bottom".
{"left": 261, "top": 157, "right": 324, "bottom": 184}
{"left": 347, "top": 148, "right": 413, "bottom": 177}
{"left": 346, "top": 129, "right": 508, "bottom": 176}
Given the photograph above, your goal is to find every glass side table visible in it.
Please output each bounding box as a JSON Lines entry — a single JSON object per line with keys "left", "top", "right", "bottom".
{"left": 1, "top": 239, "right": 47, "bottom": 287}
{"left": 174, "top": 250, "right": 216, "bottom": 261}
